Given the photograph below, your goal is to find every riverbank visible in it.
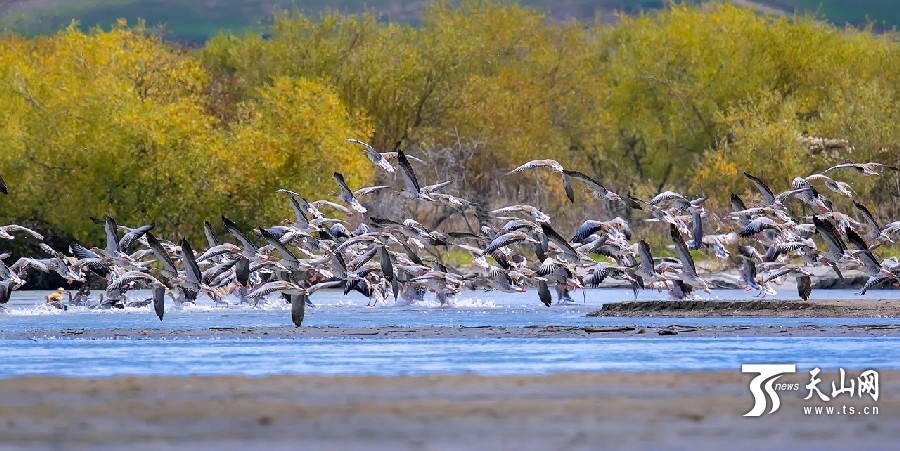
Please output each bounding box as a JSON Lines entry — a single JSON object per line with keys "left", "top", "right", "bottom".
{"left": 590, "top": 298, "right": 900, "bottom": 318}
{"left": 0, "top": 371, "right": 894, "bottom": 450}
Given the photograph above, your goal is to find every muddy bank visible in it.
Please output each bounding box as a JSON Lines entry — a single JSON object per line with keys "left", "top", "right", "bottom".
{"left": 590, "top": 298, "right": 900, "bottom": 318}
{"left": 0, "top": 371, "right": 894, "bottom": 450}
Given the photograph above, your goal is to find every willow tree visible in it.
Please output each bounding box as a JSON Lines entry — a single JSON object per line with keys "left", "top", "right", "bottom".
{"left": 0, "top": 21, "right": 373, "bottom": 245}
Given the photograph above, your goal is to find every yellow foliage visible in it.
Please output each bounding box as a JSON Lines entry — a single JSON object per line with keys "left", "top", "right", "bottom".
{"left": 0, "top": 22, "right": 373, "bottom": 243}
{"left": 1, "top": 1, "right": 899, "bottom": 244}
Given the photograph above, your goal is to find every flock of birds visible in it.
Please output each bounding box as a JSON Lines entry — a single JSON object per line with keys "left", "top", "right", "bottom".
{"left": 1, "top": 144, "right": 899, "bottom": 326}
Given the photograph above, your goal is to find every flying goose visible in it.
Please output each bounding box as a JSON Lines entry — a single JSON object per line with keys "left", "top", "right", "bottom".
{"left": 179, "top": 238, "right": 204, "bottom": 295}
{"left": 508, "top": 159, "right": 574, "bottom": 203}
{"left": 222, "top": 216, "right": 259, "bottom": 258}
{"left": 669, "top": 224, "right": 709, "bottom": 293}
{"left": 491, "top": 205, "right": 551, "bottom": 223}
{"left": 101, "top": 215, "right": 153, "bottom": 255}
{"left": 277, "top": 189, "right": 325, "bottom": 219}
{"left": 563, "top": 170, "right": 637, "bottom": 206}
{"left": 346, "top": 138, "right": 395, "bottom": 173}
{"left": 540, "top": 223, "right": 580, "bottom": 259}
{"left": 795, "top": 173, "right": 855, "bottom": 197}
{"left": 823, "top": 161, "right": 900, "bottom": 176}
{"left": 0, "top": 224, "right": 43, "bottom": 241}
{"left": 249, "top": 279, "right": 341, "bottom": 299}
{"left": 481, "top": 231, "right": 532, "bottom": 255}
{"left": 396, "top": 149, "right": 431, "bottom": 201}
{"left": 744, "top": 172, "right": 777, "bottom": 206}
{"left": 332, "top": 172, "right": 368, "bottom": 214}
{"left": 571, "top": 218, "right": 632, "bottom": 243}
{"left": 107, "top": 270, "right": 163, "bottom": 292}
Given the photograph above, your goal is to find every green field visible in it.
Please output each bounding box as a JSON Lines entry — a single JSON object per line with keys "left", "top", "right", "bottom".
{"left": 0, "top": 0, "right": 896, "bottom": 42}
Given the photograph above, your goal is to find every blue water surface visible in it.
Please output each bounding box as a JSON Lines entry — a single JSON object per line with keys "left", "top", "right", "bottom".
{"left": 4, "top": 288, "right": 900, "bottom": 332}
{"left": 2, "top": 288, "right": 898, "bottom": 377}
{"left": 0, "top": 337, "right": 895, "bottom": 378}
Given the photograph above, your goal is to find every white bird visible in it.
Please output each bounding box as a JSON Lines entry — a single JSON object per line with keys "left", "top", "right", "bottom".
{"left": 491, "top": 205, "right": 551, "bottom": 223}
{"left": 823, "top": 161, "right": 900, "bottom": 176}
{"left": 0, "top": 224, "right": 43, "bottom": 241}
{"left": 508, "top": 159, "right": 574, "bottom": 203}
{"left": 346, "top": 138, "right": 395, "bottom": 173}
{"left": 332, "top": 172, "right": 368, "bottom": 214}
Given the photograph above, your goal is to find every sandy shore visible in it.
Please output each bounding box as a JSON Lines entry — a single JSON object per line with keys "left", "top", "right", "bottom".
{"left": 590, "top": 298, "right": 900, "bottom": 317}
{"left": 0, "top": 371, "right": 893, "bottom": 450}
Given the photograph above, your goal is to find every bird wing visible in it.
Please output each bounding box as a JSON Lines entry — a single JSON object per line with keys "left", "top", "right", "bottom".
{"left": 70, "top": 241, "right": 101, "bottom": 260}
{"left": 844, "top": 226, "right": 879, "bottom": 272}
{"left": 259, "top": 228, "right": 297, "bottom": 263}
{"left": 311, "top": 200, "right": 352, "bottom": 215}
{"left": 38, "top": 243, "right": 63, "bottom": 260}
{"left": 222, "top": 215, "right": 259, "bottom": 256}
{"left": 288, "top": 198, "right": 310, "bottom": 228}
{"left": 508, "top": 159, "right": 561, "bottom": 175}
{"left": 740, "top": 217, "right": 777, "bottom": 237}
{"left": 378, "top": 245, "right": 395, "bottom": 281}
{"left": 146, "top": 232, "right": 179, "bottom": 275}
{"left": 108, "top": 271, "right": 161, "bottom": 291}
{"left": 822, "top": 162, "right": 858, "bottom": 173}
{"left": 571, "top": 220, "right": 602, "bottom": 243}
{"left": 421, "top": 180, "right": 452, "bottom": 194}
{"left": 859, "top": 274, "right": 897, "bottom": 295}
{"left": 381, "top": 151, "right": 425, "bottom": 164}
{"left": 670, "top": 224, "right": 698, "bottom": 277}
{"left": 852, "top": 201, "right": 880, "bottom": 232}
{"left": 179, "top": 238, "right": 203, "bottom": 286}
{"left": 332, "top": 172, "right": 355, "bottom": 199}
{"left": 104, "top": 215, "right": 120, "bottom": 253}
{"left": 813, "top": 216, "right": 846, "bottom": 256}
{"left": 249, "top": 281, "right": 298, "bottom": 298}
{"left": 119, "top": 223, "right": 154, "bottom": 252}
{"left": 743, "top": 172, "right": 776, "bottom": 206}
{"left": 203, "top": 220, "right": 219, "bottom": 248}
{"left": 347, "top": 138, "right": 394, "bottom": 173}
{"left": 540, "top": 223, "right": 579, "bottom": 258}
{"left": 277, "top": 189, "right": 321, "bottom": 219}
{"left": 638, "top": 240, "right": 656, "bottom": 277}
{"left": 307, "top": 279, "right": 343, "bottom": 294}
{"left": 11, "top": 257, "right": 49, "bottom": 275}
{"left": 561, "top": 172, "right": 574, "bottom": 203}
{"left": 482, "top": 231, "right": 526, "bottom": 255}
{"left": 563, "top": 170, "right": 609, "bottom": 195}
{"left": 689, "top": 210, "right": 703, "bottom": 250}
{"left": 774, "top": 186, "right": 814, "bottom": 204}
{"left": 354, "top": 185, "right": 390, "bottom": 197}
{"left": 396, "top": 149, "right": 422, "bottom": 196}
{"left": 537, "top": 280, "right": 552, "bottom": 307}
{"left": 730, "top": 193, "right": 747, "bottom": 213}
{"left": 649, "top": 191, "right": 686, "bottom": 206}
{"left": 742, "top": 259, "right": 759, "bottom": 290}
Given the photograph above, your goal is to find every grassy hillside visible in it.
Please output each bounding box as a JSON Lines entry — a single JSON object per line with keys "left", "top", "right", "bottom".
{"left": 1, "top": 1, "right": 896, "bottom": 42}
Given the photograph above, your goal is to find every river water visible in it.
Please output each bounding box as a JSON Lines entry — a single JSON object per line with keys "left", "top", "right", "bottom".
{"left": 1, "top": 288, "right": 898, "bottom": 377}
